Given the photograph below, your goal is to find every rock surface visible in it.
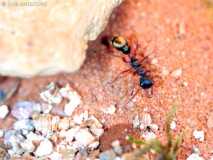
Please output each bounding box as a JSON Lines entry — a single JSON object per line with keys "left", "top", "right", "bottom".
{"left": 0, "top": 0, "right": 123, "bottom": 77}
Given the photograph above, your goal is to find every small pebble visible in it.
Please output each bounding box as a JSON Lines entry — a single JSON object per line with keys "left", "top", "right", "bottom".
{"left": 11, "top": 101, "right": 40, "bottom": 119}
{"left": 13, "top": 119, "right": 34, "bottom": 131}
{"left": 74, "top": 128, "right": 95, "bottom": 147}
{"left": 64, "top": 91, "right": 81, "bottom": 116}
{"left": 0, "top": 129, "right": 4, "bottom": 137}
{"left": 161, "top": 67, "right": 170, "bottom": 76}
{"left": 186, "top": 153, "right": 204, "bottom": 160}
{"left": 111, "top": 140, "right": 123, "bottom": 155}
{"left": 64, "top": 127, "right": 80, "bottom": 142}
{"left": 20, "top": 139, "right": 35, "bottom": 153}
{"left": 40, "top": 82, "right": 62, "bottom": 104}
{"left": 0, "top": 90, "right": 6, "bottom": 102}
{"left": 48, "top": 152, "right": 62, "bottom": 160}
{"left": 102, "top": 105, "right": 116, "bottom": 115}
{"left": 35, "top": 139, "right": 53, "bottom": 157}
{"left": 171, "top": 68, "right": 182, "bottom": 78}
{"left": 73, "top": 111, "right": 89, "bottom": 125}
{"left": 193, "top": 130, "right": 204, "bottom": 141}
{"left": 0, "top": 105, "right": 9, "bottom": 119}
{"left": 99, "top": 150, "right": 117, "bottom": 160}
{"left": 132, "top": 115, "right": 140, "bottom": 129}
{"left": 26, "top": 132, "right": 44, "bottom": 142}
{"left": 170, "top": 121, "right": 176, "bottom": 130}
{"left": 142, "top": 131, "right": 156, "bottom": 140}
{"left": 88, "top": 141, "right": 100, "bottom": 150}
{"left": 90, "top": 128, "right": 104, "bottom": 138}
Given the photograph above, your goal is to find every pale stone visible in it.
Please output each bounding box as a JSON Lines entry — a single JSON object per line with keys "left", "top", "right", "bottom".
{"left": 0, "top": 0, "right": 123, "bottom": 77}
{"left": 35, "top": 139, "right": 53, "bottom": 157}
{"left": 171, "top": 68, "right": 182, "bottom": 78}
{"left": 186, "top": 153, "right": 204, "bottom": 160}
{"left": 0, "top": 105, "right": 9, "bottom": 119}
{"left": 74, "top": 128, "right": 95, "bottom": 147}
{"left": 193, "top": 130, "right": 205, "bottom": 141}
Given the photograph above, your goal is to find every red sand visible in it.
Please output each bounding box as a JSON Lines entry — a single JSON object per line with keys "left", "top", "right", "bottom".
{"left": 1, "top": 0, "right": 213, "bottom": 159}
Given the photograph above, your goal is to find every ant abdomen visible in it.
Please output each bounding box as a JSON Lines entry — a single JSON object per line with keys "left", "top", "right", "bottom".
{"left": 140, "top": 77, "right": 153, "bottom": 90}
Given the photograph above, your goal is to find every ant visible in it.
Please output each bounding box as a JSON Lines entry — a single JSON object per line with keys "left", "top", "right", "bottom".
{"left": 101, "top": 34, "right": 160, "bottom": 103}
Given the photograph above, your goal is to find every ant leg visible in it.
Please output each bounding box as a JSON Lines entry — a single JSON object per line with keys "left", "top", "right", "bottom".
{"left": 125, "top": 88, "right": 140, "bottom": 106}
{"left": 128, "top": 34, "right": 140, "bottom": 57}
{"left": 107, "top": 68, "right": 132, "bottom": 85}
{"left": 144, "top": 88, "right": 153, "bottom": 98}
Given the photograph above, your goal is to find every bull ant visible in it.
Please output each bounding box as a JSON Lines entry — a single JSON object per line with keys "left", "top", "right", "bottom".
{"left": 101, "top": 34, "right": 160, "bottom": 103}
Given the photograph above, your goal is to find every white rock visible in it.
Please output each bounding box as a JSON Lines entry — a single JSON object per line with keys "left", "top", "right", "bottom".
{"left": 0, "top": 129, "right": 4, "bottom": 137}
{"left": 64, "top": 127, "right": 80, "bottom": 142}
{"left": 111, "top": 140, "right": 123, "bottom": 155}
{"left": 88, "top": 141, "right": 100, "bottom": 150}
{"left": 74, "top": 128, "right": 95, "bottom": 147}
{"left": 142, "top": 131, "right": 156, "bottom": 140}
{"left": 13, "top": 119, "right": 34, "bottom": 131}
{"left": 20, "top": 139, "right": 35, "bottom": 152}
{"left": 48, "top": 152, "right": 62, "bottom": 160}
{"left": 90, "top": 128, "right": 104, "bottom": 138}
{"left": 170, "top": 121, "right": 176, "bottom": 130}
{"left": 73, "top": 111, "right": 89, "bottom": 125}
{"left": 89, "top": 115, "right": 103, "bottom": 128}
{"left": 40, "top": 82, "right": 62, "bottom": 105}
{"left": 58, "top": 118, "right": 70, "bottom": 131}
{"left": 35, "top": 139, "right": 53, "bottom": 157}
{"left": 186, "top": 153, "right": 204, "bottom": 160}
{"left": 64, "top": 91, "right": 81, "bottom": 116}
{"left": 132, "top": 115, "right": 140, "bottom": 129}
{"left": 0, "top": 105, "right": 9, "bottom": 119}
{"left": 41, "top": 103, "right": 54, "bottom": 114}
{"left": 171, "top": 68, "right": 182, "bottom": 78}
{"left": 193, "top": 130, "right": 205, "bottom": 141}
{"left": 102, "top": 105, "right": 116, "bottom": 115}
{"left": 26, "top": 132, "right": 44, "bottom": 142}
{"left": 0, "top": 0, "right": 124, "bottom": 77}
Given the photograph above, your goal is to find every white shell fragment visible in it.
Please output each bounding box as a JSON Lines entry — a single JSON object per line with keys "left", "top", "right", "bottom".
{"left": 193, "top": 130, "right": 205, "bottom": 141}
{"left": 0, "top": 129, "right": 4, "bottom": 138}
{"left": 40, "top": 82, "right": 62, "bottom": 105}
{"left": 111, "top": 140, "right": 123, "bottom": 155}
{"left": 102, "top": 105, "right": 116, "bottom": 115}
{"left": 74, "top": 128, "right": 95, "bottom": 147}
{"left": 35, "top": 139, "right": 53, "bottom": 157}
{"left": 11, "top": 101, "right": 41, "bottom": 119}
{"left": 2, "top": 83, "right": 105, "bottom": 159}
{"left": 48, "top": 152, "right": 62, "bottom": 160}
{"left": 186, "top": 153, "right": 204, "bottom": 160}
{"left": 171, "top": 68, "right": 182, "bottom": 78}
{"left": 64, "top": 92, "right": 81, "bottom": 116}
{"left": 132, "top": 113, "right": 159, "bottom": 140}
{"left": 20, "top": 139, "right": 35, "bottom": 153}
{"left": 13, "top": 119, "right": 34, "bottom": 131}
{"left": 0, "top": 105, "right": 9, "bottom": 119}
{"left": 170, "top": 121, "right": 176, "bottom": 130}
{"left": 132, "top": 115, "right": 140, "bottom": 129}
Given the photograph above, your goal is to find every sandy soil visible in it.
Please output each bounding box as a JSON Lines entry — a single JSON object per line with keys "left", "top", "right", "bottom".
{"left": 0, "top": 0, "right": 213, "bottom": 159}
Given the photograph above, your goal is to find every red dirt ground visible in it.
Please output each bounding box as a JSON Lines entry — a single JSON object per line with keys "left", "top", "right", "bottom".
{"left": 1, "top": 0, "right": 213, "bottom": 159}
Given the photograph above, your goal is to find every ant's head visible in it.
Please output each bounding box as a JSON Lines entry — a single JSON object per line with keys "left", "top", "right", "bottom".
{"left": 111, "top": 36, "right": 130, "bottom": 54}
{"left": 140, "top": 77, "right": 153, "bottom": 89}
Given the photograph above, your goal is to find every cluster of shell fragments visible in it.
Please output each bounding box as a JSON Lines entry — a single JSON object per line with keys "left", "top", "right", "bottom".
{"left": 1, "top": 83, "right": 105, "bottom": 159}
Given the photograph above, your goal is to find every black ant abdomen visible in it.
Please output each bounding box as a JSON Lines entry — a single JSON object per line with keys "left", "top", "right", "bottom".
{"left": 140, "top": 77, "right": 153, "bottom": 90}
